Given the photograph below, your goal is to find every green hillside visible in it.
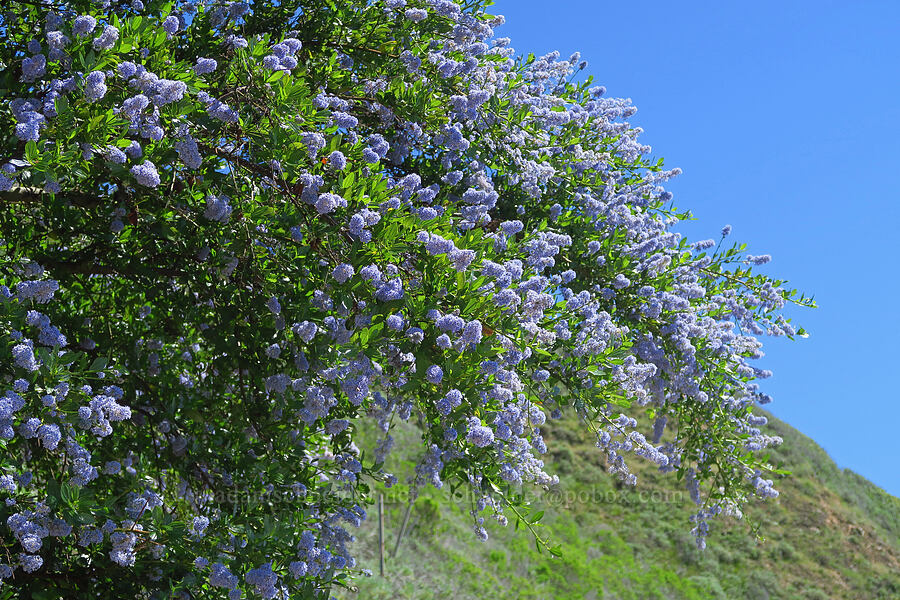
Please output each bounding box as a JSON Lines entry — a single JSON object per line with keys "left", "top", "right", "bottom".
{"left": 335, "top": 413, "right": 900, "bottom": 600}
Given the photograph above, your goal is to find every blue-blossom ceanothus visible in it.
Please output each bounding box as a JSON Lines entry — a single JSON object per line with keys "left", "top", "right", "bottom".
{"left": 21, "top": 54, "right": 46, "bottom": 82}
{"left": 0, "top": 0, "right": 811, "bottom": 594}
{"left": 328, "top": 151, "right": 347, "bottom": 170}
{"left": 203, "top": 195, "right": 232, "bottom": 223}
{"left": 72, "top": 15, "right": 97, "bottom": 37}
{"left": 92, "top": 25, "right": 119, "bottom": 51}
{"left": 332, "top": 263, "right": 355, "bottom": 283}
{"left": 425, "top": 365, "right": 443, "bottom": 384}
{"left": 130, "top": 161, "right": 160, "bottom": 187}
{"left": 193, "top": 57, "right": 217, "bottom": 75}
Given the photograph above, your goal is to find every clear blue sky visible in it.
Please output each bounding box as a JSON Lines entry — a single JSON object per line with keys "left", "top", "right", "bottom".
{"left": 495, "top": 0, "right": 900, "bottom": 497}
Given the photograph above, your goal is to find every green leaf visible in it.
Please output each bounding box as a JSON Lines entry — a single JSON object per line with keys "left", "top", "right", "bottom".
{"left": 25, "top": 140, "right": 39, "bottom": 165}
{"left": 54, "top": 94, "right": 69, "bottom": 116}
{"left": 61, "top": 483, "right": 80, "bottom": 507}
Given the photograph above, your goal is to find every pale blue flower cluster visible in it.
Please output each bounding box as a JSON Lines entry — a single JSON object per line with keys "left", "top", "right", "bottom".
{"left": 92, "top": 25, "right": 119, "bottom": 51}
{"left": 262, "top": 38, "right": 302, "bottom": 72}
{"left": 466, "top": 417, "right": 494, "bottom": 448}
{"left": 130, "top": 161, "right": 160, "bottom": 187}
{"left": 72, "top": 15, "right": 97, "bottom": 37}
{"left": 332, "top": 263, "right": 355, "bottom": 283}
{"left": 203, "top": 195, "right": 233, "bottom": 222}
{"left": 193, "top": 57, "right": 217, "bottom": 75}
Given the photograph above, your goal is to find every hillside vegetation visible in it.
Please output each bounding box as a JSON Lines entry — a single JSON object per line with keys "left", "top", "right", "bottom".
{"left": 337, "top": 413, "right": 900, "bottom": 600}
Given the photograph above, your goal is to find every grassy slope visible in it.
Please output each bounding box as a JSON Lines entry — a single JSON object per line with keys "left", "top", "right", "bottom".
{"left": 335, "top": 413, "right": 900, "bottom": 600}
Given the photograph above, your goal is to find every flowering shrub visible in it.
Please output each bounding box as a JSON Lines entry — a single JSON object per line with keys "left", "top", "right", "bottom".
{"left": 0, "top": 0, "right": 812, "bottom": 597}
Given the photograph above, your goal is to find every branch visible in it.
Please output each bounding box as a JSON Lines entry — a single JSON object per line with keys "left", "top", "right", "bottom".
{"left": 1, "top": 186, "right": 106, "bottom": 208}
{"left": 200, "top": 144, "right": 356, "bottom": 245}
{"left": 36, "top": 253, "right": 188, "bottom": 279}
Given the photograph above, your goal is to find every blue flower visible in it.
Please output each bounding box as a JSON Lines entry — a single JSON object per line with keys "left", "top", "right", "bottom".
{"left": 37, "top": 424, "right": 61, "bottom": 450}
{"left": 162, "top": 16, "right": 179, "bottom": 35}
{"left": 460, "top": 320, "right": 482, "bottom": 346}
{"left": 326, "top": 419, "right": 350, "bottom": 435}
{"left": 385, "top": 314, "right": 405, "bottom": 331}
{"left": 362, "top": 147, "right": 380, "bottom": 163}
{"left": 328, "top": 150, "right": 347, "bottom": 170}
{"left": 301, "top": 132, "right": 325, "bottom": 158}
{"left": 84, "top": 71, "right": 107, "bottom": 101}
{"left": 130, "top": 161, "right": 160, "bottom": 187}
{"left": 203, "top": 195, "right": 232, "bottom": 223}
{"left": 435, "top": 314, "right": 464, "bottom": 333}
{"left": 405, "top": 8, "right": 428, "bottom": 21}
{"left": 19, "top": 553, "right": 43, "bottom": 573}
{"left": 332, "top": 263, "right": 355, "bottom": 283}
{"left": 73, "top": 15, "right": 97, "bottom": 36}
{"left": 332, "top": 111, "right": 358, "bottom": 129}
{"left": 315, "top": 193, "right": 346, "bottom": 215}
{"left": 190, "top": 516, "right": 210, "bottom": 538}
{"left": 194, "top": 57, "right": 217, "bottom": 75}
{"left": 12, "top": 343, "right": 38, "bottom": 371}
{"left": 92, "top": 25, "right": 119, "bottom": 51}
{"left": 425, "top": 365, "right": 443, "bottom": 384}
{"left": 466, "top": 418, "right": 494, "bottom": 448}
{"left": 20, "top": 54, "right": 46, "bottom": 82}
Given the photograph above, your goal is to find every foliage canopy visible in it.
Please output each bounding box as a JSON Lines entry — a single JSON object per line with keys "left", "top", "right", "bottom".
{"left": 0, "top": 0, "right": 811, "bottom": 597}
